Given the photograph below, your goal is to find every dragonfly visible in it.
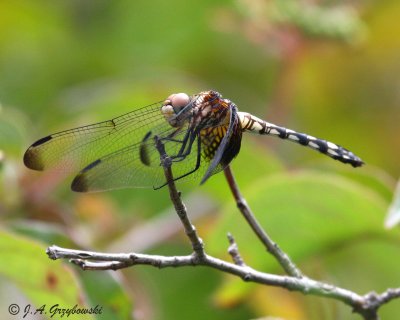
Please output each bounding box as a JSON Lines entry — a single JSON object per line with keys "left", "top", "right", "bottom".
{"left": 24, "top": 90, "right": 364, "bottom": 192}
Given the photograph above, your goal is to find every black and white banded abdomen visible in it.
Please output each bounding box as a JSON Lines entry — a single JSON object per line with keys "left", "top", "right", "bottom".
{"left": 238, "top": 112, "right": 364, "bottom": 167}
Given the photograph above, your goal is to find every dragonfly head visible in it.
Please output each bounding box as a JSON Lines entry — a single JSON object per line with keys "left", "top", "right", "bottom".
{"left": 161, "top": 93, "right": 191, "bottom": 127}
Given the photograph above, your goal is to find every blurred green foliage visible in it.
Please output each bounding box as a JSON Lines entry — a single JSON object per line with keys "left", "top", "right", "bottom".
{"left": 1, "top": 0, "right": 400, "bottom": 319}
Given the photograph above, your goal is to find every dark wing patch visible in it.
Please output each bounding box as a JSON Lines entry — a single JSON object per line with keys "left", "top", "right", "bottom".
{"left": 139, "top": 131, "right": 153, "bottom": 166}
{"left": 23, "top": 135, "right": 54, "bottom": 170}
{"left": 22, "top": 102, "right": 165, "bottom": 176}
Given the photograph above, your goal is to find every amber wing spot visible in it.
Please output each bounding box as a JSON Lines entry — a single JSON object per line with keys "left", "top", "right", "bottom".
{"left": 46, "top": 271, "right": 58, "bottom": 290}
{"left": 71, "top": 174, "right": 88, "bottom": 192}
{"left": 23, "top": 136, "right": 52, "bottom": 170}
{"left": 139, "top": 131, "right": 153, "bottom": 166}
{"left": 71, "top": 159, "right": 101, "bottom": 192}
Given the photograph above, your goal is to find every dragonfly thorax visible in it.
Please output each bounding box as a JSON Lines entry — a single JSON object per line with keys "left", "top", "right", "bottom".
{"left": 161, "top": 91, "right": 231, "bottom": 130}
{"left": 190, "top": 91, "right": 231, "bottom": 130}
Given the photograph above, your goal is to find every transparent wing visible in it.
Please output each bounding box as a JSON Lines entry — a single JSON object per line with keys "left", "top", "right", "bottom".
{"left": 23, "top": 101, "right": 166, "bottom": 174}
{"left": 70, "top": 122, "right": 238, "bottom": 192}
{"left": 24, "top": 95, "right": 241, "bottom": 192}
{"left": 71, "top": 125, "right": 203, "bottom": 191}
{"left": 70, "top": 139, "right": 167, "bottom": 191}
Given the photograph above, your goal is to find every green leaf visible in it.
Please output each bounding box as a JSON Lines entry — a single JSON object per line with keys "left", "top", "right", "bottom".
{"left": 207, "top": 170, "right": 393, "bottom": 304}
{"left": 311, "top": 238, "right": 400, "bottom": 319}
{"left": 79, "top": 271, "right": 133, "bottom": 320}
{"left": 202, "top": 137, "right": 284, "bottom": 201}
{"left": 327, "top": 163, "right": 395, "bottom": 203}
{"left": 385, "top": 179, "right": 400, "bottom": 228}
{"left": 0, "top": 230, "right": 93, "bottom": 319}
{"left": 9, "top": 221, "right": 75, "bottom": 247}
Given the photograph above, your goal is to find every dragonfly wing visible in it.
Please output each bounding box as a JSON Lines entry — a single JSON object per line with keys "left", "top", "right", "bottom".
{"left": 71, "top": 126, "right": 203, "bottom": 192}
{"left": 23, "top": 102, "right": 165, "bottom": 175}
{"left": 71, "top": 143, "right": 165, "bottom": 192}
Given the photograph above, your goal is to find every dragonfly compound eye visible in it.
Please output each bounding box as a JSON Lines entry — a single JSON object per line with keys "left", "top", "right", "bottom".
{"left": 161, "top": 93, "right": 190, "bottom": 127}
{"left": 168, "top": 93, "right": 190, "bottom": 112}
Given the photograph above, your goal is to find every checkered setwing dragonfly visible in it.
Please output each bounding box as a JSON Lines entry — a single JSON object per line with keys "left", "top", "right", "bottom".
{"left": 24, "top": 90, "right": 363, "bottom": 192}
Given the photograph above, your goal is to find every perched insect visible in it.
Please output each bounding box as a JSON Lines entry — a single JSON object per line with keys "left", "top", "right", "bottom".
{"left": 24, "top": 90, "right": 364, "bottom": 192}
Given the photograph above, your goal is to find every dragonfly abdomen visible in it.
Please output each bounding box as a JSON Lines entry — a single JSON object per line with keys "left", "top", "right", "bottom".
{"left": 238, "top": 112, "right": 364, "bottom": 167}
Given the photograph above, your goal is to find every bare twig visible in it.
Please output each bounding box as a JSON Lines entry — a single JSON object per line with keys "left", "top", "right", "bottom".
{"left": 45, "top": 137, "right": 400, "bottom": 320}
{"left": 46, "top": 244, "right": 399, "bottom": 319}
{"left": 223, "top": 165, "right": 302, "bottom": 278}
{"left": 154, "top": 136, "right": 205, "bottom": 258}
{"left": 227, "top": 233, "right": 246, "bottom": 267}
{"left": 353, "top": 289, "right": 400, "bottom": 320}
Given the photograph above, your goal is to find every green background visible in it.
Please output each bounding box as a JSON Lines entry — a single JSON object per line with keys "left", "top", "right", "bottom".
{"left": 1, "top": 1, "right": 400, "bottom": 319}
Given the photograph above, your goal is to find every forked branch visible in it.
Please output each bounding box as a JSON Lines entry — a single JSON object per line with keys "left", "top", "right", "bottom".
{"left": 223, "top": 165, "right": 302, "bottom": 278}
{"left": 46, "top": 139, "right": 399, "bottom": 320}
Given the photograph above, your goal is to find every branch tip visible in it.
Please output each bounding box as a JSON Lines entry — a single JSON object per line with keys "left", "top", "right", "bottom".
{"left": 227, "top": 233, "right": 246, "bottom": 266}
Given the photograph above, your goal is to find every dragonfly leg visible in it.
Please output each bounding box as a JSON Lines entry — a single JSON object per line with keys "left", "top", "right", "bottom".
{"left": 154, "top": 136, "right": 202, "bottom": 189}
{"left": 140, "top": 128, "right": 191, "bottom": 166}
{"left": 161, "top": 129, "right": 197, "bottom": 163}
{"left": 173, "top": 131, "right": 198, "bottom": 162}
